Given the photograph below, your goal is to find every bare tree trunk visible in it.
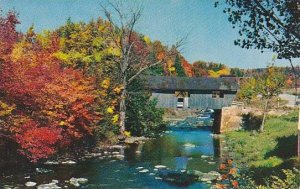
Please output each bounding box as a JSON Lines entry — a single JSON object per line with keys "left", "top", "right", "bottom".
{"left": 298, "top": 105, "right": 300, "bottom": 157}
{"left": 119, "top": 88, "right": 126, "bottom": 137}
{"left": 260, "top": 99, "right": 269, "bottom": 132}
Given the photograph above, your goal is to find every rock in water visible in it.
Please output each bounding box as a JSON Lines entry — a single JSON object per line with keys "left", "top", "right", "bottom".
{"left": 76, "top": 178, "right": 88, "bottom": 184}
{"left": 69, "top": 177, "right": 88, "bottom": 187}
{"left": 25, "top": 181, "right": 37, "bottom": 187}
{"left": 159, "top": 170, "right": 198, "bottom": 186}
{"left": 36, "top": 168, "right": 53, "bottom": 174}
{"left": 44, "top": 160, "right": 59, "bottom": 165}
{"left": 61, "top": 160, "right": 76, "bottom": 165}
{"left": 183, "top": 143, "right": 196, "bottom": 148}
{"left": 199, "top": 171, "right": 221, "bottom": 182}
{"left": 37, "top": 182, "right": 61, "bottom": 189}
{"left": 154, "top": 165, "right": 167, "bottom": 169}
{"left": 139, "top": 169, "right": 149, "bottom": 173}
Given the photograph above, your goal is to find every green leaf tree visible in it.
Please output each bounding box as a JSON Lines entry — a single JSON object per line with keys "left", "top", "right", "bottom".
{"left": 174, "top": 54, "right": 186, "bottom": 77}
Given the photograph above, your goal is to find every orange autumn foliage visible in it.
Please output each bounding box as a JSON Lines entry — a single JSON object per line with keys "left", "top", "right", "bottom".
{"left": 0, "top": 25, "right": 99, "bottom": 161}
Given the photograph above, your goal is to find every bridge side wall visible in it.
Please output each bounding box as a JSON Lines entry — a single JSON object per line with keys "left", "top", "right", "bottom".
{"left": 152, "top": 92, "right": 177, "bottom": 108}
{"left": 152, "top": 91, "right": 236, "bottom": 109}
{"left": 189, "top": 93, "right": 235, "bottom": 109}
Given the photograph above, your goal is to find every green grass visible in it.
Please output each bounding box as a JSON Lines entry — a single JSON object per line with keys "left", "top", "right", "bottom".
{"left": 225, "top": 111, "right": 298, "bottom": 169}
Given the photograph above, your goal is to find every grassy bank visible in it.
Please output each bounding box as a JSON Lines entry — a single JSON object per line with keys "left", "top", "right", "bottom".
{"left": 224, "top": 110, "right": 299, "bottom": 184}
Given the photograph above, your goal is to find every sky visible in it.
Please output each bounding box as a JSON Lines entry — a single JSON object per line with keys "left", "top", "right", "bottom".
{"left": 0, "top": 0, "right": 295, "bottom": 68}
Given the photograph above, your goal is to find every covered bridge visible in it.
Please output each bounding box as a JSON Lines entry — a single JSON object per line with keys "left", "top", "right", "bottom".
{"left": 146, "top": 76, "right": 239, "bottom": 110}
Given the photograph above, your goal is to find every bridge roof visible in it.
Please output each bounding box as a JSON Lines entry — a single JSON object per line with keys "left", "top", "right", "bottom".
{"left": 145, "top": 76, "right": 239, "bottom": 91}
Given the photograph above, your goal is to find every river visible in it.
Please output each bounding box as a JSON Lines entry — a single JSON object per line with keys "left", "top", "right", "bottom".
{"left": 1, "top": 121, "right": 222, "bottom": 189}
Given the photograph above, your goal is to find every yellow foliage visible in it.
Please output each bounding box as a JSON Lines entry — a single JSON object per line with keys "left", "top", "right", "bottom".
{"left": 112, "top": 114, "right": 119, "bottom": 124}
{"left": 208, "top": 68, "right": 231, "bottom": 78}
{"left": 124, "top": 131, "right": 131, "bottom": 137}
{"left": 59, "top": 121, "right": 66, "bottom": 126}
{"left": 107, "top": 107, "right": 114, "bottom": 114}
{"left": 168, "top": 66, "right": 176, "bottom": 72}
{"left": 101, "top": 79, "right": 110, "bottom": 89}
{"left": 0, "top": 101, "right": 15, "bottom": 117}
{"left": 113, "top": 85, "right": 124, "bottom": 94}
{"left": 143, "top": 35, "right": 151, "bottom": 45}
{"left": 107, "top": 47, "right": 121, "bottom": 57}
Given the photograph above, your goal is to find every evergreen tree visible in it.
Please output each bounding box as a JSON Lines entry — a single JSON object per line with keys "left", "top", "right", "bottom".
{"left": 174, "top": 55, "right": 186, "bottom": 77}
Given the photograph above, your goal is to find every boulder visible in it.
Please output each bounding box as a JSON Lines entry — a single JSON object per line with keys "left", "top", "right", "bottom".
{"left": 25, "top": 182, "right": 37, "bottom": 187}
{"left": 61, "top": 160, "right": 76, "bottom": 165}
{"left": 154, "top": 165, "right": 167, "bottom": 169}
{"left": 139, "top": 169, "right": 149, "bottom": 173}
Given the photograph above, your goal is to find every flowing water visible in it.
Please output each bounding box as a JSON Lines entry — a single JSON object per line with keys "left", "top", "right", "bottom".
{"left": 0, "top": 121, "right": 222, "bottom": 189}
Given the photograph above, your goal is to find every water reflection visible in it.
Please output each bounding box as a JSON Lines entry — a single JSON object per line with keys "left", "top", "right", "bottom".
{"left": 1, "top": 125, "right": 222, "bottom": 189}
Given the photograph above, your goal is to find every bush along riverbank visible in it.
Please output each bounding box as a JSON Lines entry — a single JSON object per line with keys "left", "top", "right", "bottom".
{"left": 214, "top": 111, "right": 300, "bottom": 188}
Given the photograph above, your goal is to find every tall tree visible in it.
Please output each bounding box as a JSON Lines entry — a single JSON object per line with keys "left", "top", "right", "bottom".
{"left": 101, "top": 1, "right": 182, "bottom": 137}
{"left": 174, "top": 54, "right": 186, "bottom": 77}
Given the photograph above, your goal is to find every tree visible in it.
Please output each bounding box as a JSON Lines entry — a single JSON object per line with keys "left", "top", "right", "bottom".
{"left": 101, "top": 1, "right": 182, "bottom": 137}
{"left": 216, "top": 0, "right": 300, "bottom": 60}
{"left": 0, "top": 10, "right": 20, "bottom": 63}
{"left": 238, "top": 65, "right": 285, "bottom": 132}
{"left": 0, "top": 27, "right": 99, "bottom": 161}
{"left": 181, "top": 58, "right": 194, "bottom": 77}
{"left": 174, "top": 54, "right": 186, "bottom": 77}
{"left": 216, "top": 0, "right": 300, "bottom": 152}
{"left": 256, "top": 65, "right": 285, "bottom": 132}
{"left": 236, "top": 77, "right": 257, "bottom": 104}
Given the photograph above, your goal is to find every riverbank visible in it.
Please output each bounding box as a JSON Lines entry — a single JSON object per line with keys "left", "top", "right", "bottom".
{"left": 223, "top": 110, "right": 300, "bottom": 185}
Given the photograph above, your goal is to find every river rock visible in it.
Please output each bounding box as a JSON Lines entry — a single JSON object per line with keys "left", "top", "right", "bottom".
{"left": 199, "top": 171, "right": 221, "bottom": 182}
{"left": 139, "top": 169, "right": 149, "bottom": 173}
{"left": 25, "top": 181, "right": 37, "bottom": 187}
{"left": 187, "top": 170, "right": 204, "bottom": 177}
{"left": 154, "top": 165, "right": 167, "bottom": 169}
{"left": 208, "top": 161, "right": 216, "bottom": 165}
{"left": 114, "top": 154, "right": 125, "bottom": 159}
{"left": 183, "top": 143, "right": 196, "bottom": 148}
{"left": 69, "top": 177, "right": 88, "bottom": 187}
{"left": 61, "top": 160, "right": 76, "bottom": 165}
{"left": 125, "top": 136, "right": 149, "bottom": 144}
{"left": 159, "top": 170, "right": 198, "bottom": 185}
{"left": 44, "top": 160, "right": 59, "bottom": 165}
{"left": 37, "top": 182, "right": 61, "bottom": 189}
{"left": 201, "top": 155, "right": 210, "bottom": 159}
{"left": 110, "top": 145, "right": 124, "bottom": 149}
{"left": 51, "top": 180, "right": 59, "bottom": 184}
{"left": 76, "top": 178, "right": 88, "bottom": 184}
{"left": 36, "top": 168, "right": 53, "bottom": 174}
{"left": 3, "top": 185, "right": 13, "bottom": 189}
{"left": 208, "top": 171, "right": 221, "bottom": 177}
{"left": 136, "top": 167, "right": 144, "bottom": 170}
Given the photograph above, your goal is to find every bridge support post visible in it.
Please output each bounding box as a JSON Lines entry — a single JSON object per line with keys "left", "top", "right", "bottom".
{"left": 213, "top": 109, "right": 222, "bottom": 134}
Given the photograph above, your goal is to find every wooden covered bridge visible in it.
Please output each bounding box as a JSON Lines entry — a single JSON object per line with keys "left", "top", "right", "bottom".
{"left": 146, "top": 76, "right": 239, "bottom": 133}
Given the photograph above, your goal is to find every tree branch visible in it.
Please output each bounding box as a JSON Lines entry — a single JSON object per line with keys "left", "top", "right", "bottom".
{"left": 127, "top": 60, "right": 162, "bottom": 85}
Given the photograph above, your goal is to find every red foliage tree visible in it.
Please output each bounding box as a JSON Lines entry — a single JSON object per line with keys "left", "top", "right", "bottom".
{"left": 0, "top": 28, "right": 99, "bottom": 161}
{"left": 181, "top": 58, "right": 194, "bottom": 77}
{"left": 15, "top": 120, "right": 62, "bottom": 162}
{"left": 0, "top": 10, "right": 20, "bottom": 61}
